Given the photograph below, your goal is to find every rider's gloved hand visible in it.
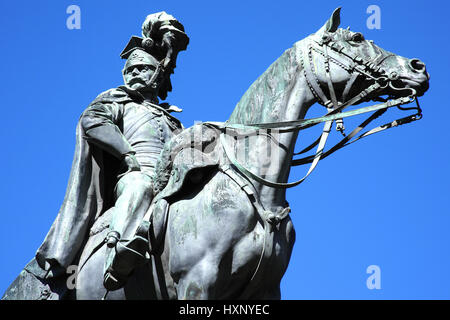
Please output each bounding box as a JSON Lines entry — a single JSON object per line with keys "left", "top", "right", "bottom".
{"left": 124, "top": 153, "right": 140, "bottom": 171}
{"left": 118, "top": 152, "right": 141, "bottom": 178}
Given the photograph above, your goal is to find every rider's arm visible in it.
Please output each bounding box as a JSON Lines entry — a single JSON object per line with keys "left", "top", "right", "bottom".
{"left": 80, "top": 102, "right": 135, "bottom": 160}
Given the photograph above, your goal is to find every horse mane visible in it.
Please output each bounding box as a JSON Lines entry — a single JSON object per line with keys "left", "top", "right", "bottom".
{"left": 228, "top": 42, "right": 303, "bottom": 125}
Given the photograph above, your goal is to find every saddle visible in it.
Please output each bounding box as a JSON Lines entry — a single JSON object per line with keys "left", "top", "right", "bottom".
{"left": 146, "top": 122, "right": 223, "bottom": 254}
{"left": 146, "top": 121, "right": 290, "bottom": 255}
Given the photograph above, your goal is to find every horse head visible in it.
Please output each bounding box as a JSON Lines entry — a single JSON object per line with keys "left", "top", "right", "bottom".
{"left": 305, "top": 7, "right": 430, "bottom": 108}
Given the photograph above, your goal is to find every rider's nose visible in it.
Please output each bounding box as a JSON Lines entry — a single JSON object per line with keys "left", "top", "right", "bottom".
{"left": 131, "top": 67, "right": 140, "bottom": 75}
{"left": 409, "top": 58, "right": 426, "bottom": 73}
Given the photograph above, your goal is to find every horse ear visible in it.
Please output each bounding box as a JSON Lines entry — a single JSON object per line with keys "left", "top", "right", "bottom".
{"left": 317, "top": 7, "right": 341, "bottom": 35}
{"left": 326, "top": 7, "right": 341, "bottom": 32}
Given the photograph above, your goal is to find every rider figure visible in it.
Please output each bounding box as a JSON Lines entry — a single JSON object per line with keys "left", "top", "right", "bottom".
{"left": 90, "top": 47, "right": 183, "bottom": 290}
{"left": 34, "top": 12, "right": 189, "bottom": 292}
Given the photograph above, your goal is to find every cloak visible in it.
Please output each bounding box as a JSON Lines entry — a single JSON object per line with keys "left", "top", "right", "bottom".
{"left": 35, "top": 88, "right": 135, "bottom": 273}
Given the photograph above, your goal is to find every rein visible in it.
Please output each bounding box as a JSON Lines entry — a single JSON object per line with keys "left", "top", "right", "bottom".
{"left": 220, "top": 33, "right": 423, "bottom": 189}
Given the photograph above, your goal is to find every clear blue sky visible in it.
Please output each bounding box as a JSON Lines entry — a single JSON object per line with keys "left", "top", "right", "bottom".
{"left": 0, "top": 0, "right": 449, "bottom": 299}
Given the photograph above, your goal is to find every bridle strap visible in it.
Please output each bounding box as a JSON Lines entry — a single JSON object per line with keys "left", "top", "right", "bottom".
{"left": 302, "top": 44, "right": 334, "bottom": 108}
{"left": 220, "top": 133, "right": 308, "bottom": 189}
{"left": 293, "top": 108, "right": 387, "bottom": 166}
{"left": 323, "top": 44, "right": 340, "bottom": 110}
{"left": 292, "top": 98, "right": 422, "bottom": 166}
{"left": 342, "top": 71, "right": 360, "bottom": 105}
{"left": 293, "top": 81, "right": 380, "bottom": 156}
{"left": 220, "top": 93, "right": 415, "bottom": 189}
{"left": 226, "top": 82, "right": 383, "bottom": 132}
{"left": 220, "top": 118, "right": 332, "bottom": 189}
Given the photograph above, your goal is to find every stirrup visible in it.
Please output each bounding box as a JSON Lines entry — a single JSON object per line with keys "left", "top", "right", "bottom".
{"left": 103, "top": 236, "right": 149, "bottom": 291}
{"left": 103, "top": 267, "right": 126, "bottom": 291}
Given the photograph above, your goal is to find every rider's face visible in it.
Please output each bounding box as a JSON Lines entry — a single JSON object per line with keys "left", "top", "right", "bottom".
{"left": 123, "top": 64, "right": 157, "bottom": 91}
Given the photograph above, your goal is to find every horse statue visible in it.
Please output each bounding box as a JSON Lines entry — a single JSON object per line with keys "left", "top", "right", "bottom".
{"left": 4, "top": 8, "right": 430, "bottom": 300}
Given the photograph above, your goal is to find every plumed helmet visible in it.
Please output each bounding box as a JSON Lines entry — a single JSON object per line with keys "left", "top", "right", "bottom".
{"left": 119, "top": 12, "right": 189, "bottom": 100}
{"left": 122, "top": 47, "right": 160, "bottom": 72}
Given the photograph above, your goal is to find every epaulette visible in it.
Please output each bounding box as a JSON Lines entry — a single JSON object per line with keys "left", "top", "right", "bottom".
{"left": 145, "top": 101, "right": 183, "bottom": 130}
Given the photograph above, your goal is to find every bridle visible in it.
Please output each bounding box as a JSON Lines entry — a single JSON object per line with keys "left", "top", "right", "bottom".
{"left": 291, "top": 32, "right": 422, "bottom": 162}
{"left": 219, "top": 31, "right": 423, "bottom": 189}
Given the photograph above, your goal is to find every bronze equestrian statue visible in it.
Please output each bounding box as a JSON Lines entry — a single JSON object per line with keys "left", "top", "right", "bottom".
{"left": 2, "top": 8, "right": 429, "bottom": 300}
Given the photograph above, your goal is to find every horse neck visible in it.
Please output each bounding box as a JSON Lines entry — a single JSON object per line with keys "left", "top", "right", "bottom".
{"left": 226, "top": 41, "right": 316, "bottom": 211}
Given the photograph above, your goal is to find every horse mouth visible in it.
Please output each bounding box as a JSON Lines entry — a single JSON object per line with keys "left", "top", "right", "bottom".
{"left": 390, "top": 77, "right": 430, "bottom": 98}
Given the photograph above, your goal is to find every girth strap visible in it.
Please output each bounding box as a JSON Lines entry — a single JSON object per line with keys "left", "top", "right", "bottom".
{"left": 220, "top": 165, "right": 290, "bottom": 299}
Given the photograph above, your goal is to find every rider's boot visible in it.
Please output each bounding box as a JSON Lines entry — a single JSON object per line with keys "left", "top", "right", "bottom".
{"left": 103, "top": 221, "right": 150, "bottom": 291}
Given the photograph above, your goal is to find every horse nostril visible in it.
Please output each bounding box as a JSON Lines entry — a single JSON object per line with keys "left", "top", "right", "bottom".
{"left": 409, "top": 58, "right": 426, "bottom": 72}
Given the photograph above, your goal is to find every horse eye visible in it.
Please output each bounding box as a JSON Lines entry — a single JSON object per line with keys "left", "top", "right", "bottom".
{"left": 351, "top": 33, "right": 365, "bottom": 42}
